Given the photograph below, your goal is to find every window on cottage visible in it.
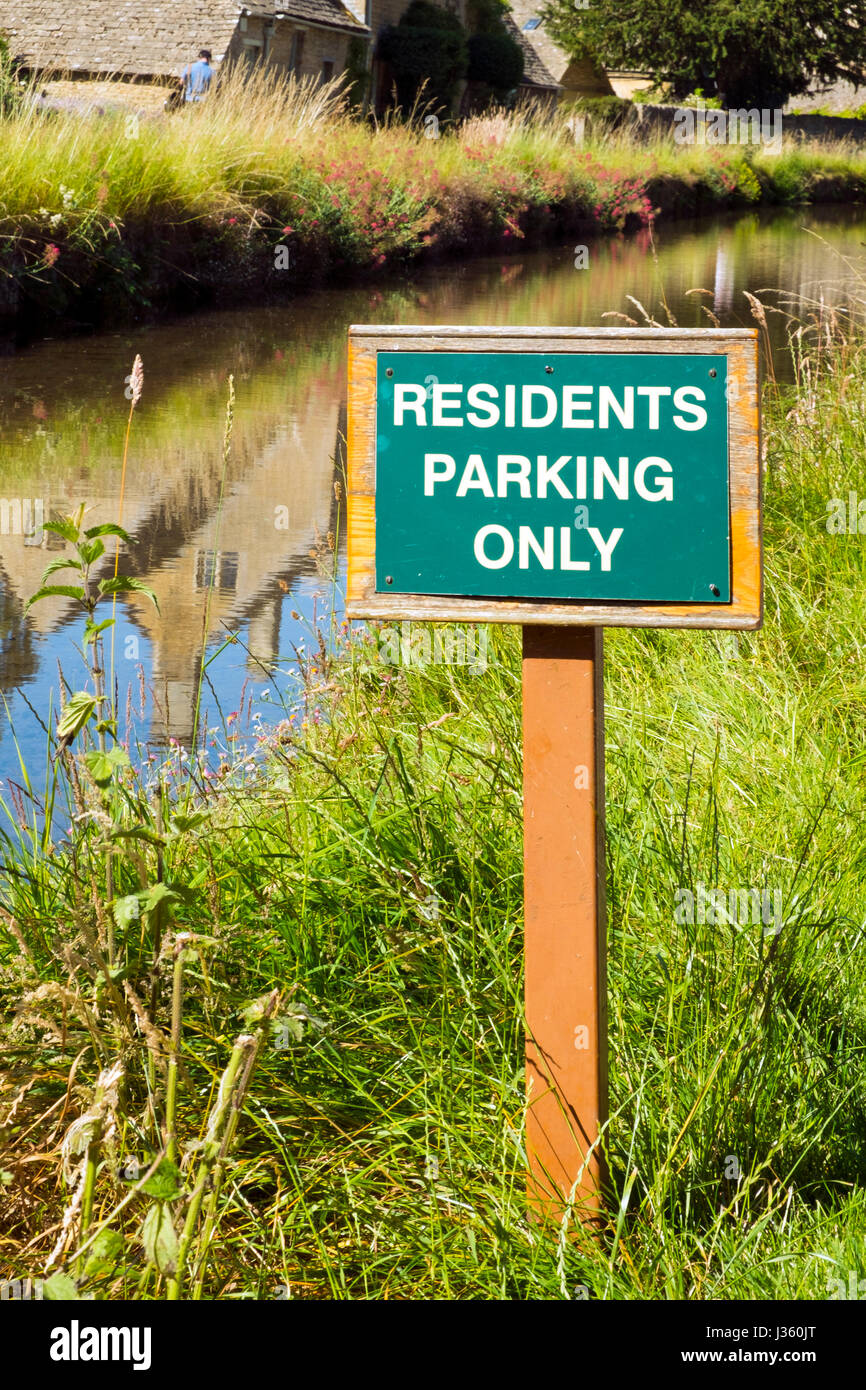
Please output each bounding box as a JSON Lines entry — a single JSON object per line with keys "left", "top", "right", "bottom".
{"left": 290, "top": 31, "right": 305, "bottom": 72}
{"left": 194, "top": 550, "right": 239, "bottom": 592}
{"left": 321, "top": 59, "right": 335, "bottom": 82}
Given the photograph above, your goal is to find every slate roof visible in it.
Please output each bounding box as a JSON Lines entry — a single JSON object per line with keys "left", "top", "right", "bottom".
{"left": 270, "top": 0, "right": 367, "bottom": 31}
{"left": 502, "top": 13, "right": 560, "bottom": 91}
{"left": 503, "top": 0, "right": 615, "bottom": 95}
{"left": 0, "top": 0, "right": 367, "bottom": 78}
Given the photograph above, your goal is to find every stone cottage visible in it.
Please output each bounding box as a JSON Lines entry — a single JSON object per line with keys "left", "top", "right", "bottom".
{"left": 0, "top": 0, "right": 370, "bottom": 87}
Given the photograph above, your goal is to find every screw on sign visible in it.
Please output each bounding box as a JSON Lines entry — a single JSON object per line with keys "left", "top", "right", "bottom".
{"left": 346, "top": 325, "right": 762, "bottom": 1224}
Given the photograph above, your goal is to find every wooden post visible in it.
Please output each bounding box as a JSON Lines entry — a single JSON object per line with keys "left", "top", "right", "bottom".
{"left": 523, "top": 625, "right": 608, "bottom": 1223}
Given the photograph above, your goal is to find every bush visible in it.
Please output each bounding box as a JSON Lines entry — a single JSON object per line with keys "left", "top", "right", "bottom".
{"left": 378, "top": 3, "right": 469, "bottom": 114}
{"left": 573, "top": 94, "right": 635, "bottom": 132}
{"left": 0, "top": 32, "right": 24, "bottom": 117}
{"left": 467, "top": 32, "right": 524, "bottom": 93}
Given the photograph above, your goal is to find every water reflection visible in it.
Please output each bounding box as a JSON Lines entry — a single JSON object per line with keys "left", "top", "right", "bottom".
{"left": 0, "top": 205, "right": 864, "bottom": 782}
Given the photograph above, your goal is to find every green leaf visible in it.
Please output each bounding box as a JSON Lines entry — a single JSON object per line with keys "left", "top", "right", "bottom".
{"left": 168, "top": 811, "right": 211, "bottom": 836}
{"left": 42, "top": 1271, "right": 80, "bottom": 1301}
{"left": 83, "top": 745, "right": 129, "bottom": 787}
{"left": 41, "top": 518, "right": 80, "bottom": 543}
{"left": 39, "top": 557, "right": 81, "bottom": 582}
{"left": 113, "top": 894, "right": 142, "bottom": 928}
{"left": 24, "top": 585, "right": 85, "bottom": 611}
{"left": 84, "top": 522, "right": 133, "bottom": 543}
{"left": 140, "top": 1158, "right": 184, "bottom": 1201}
{"left": 56, "top": 692, "right": 100, "bottom": 741}
{"left": 240, "top": 993, "right": 274, "bottom": 1026}
{"left": 140, "top": 1203, "right": 179, "bottom": 1273}
{"left": 83, "top": 1228, "right": 124, "bottom": 1281}
{"left": 84, "top": 617, "right": 115, "bottom": 644}
{"left": 109, "top": 827, "right": 166, "bottom": 847}
{"left": 140, "top": 881, "right": 193, "bottom": 911}
{"left": 98, "top": 576, "right": 160, "bottom": 611}
{"left": 76, "top": 537, "right": 105, "bottom": 566}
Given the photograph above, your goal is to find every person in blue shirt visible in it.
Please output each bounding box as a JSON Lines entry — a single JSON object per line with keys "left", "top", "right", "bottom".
{"left": 181, "top": 50, "right": 214, "bottom": 103}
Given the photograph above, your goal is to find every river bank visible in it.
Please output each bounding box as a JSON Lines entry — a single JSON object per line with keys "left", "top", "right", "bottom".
{"left": 3, "top": 69, "right": 866, "bottom": 340}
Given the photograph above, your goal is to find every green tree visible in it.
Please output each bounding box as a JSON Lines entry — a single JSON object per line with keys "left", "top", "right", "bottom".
{"left": 541, "top": 0, "right": 866, "bottom": 109}
{"left": 466, "top": 0, "right": 524, "bottom": 100}
{"left": 378, "top": 2, "right": 469, "bottom": 115}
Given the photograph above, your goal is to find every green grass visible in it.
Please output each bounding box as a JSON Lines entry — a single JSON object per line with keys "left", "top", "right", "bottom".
{"left": 2, "top": 321, "right": 866, "bottom": 1299}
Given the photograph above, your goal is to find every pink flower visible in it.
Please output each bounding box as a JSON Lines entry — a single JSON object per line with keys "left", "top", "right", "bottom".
{"left": 44, "top": 243, "right": 60, "bottom": 267}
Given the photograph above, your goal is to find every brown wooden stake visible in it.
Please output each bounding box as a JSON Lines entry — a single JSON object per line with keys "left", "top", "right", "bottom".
{"left": 523, "top": 624, "right": 608, "bottom": 1225}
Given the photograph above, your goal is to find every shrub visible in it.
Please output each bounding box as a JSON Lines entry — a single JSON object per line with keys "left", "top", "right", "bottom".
{"left": 378, "top": 2, "right": 469, "bottom": 114}
{"left": 574, "top": 94, "right": 635, "bottom": 132}
{"left": 0, "top": 32, "right": 24, "bottom": 117}
{"left": 467, "top": 32, "right": 524, "bottom": 94}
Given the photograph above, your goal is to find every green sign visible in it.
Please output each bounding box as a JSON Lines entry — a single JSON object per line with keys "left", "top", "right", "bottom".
{"left": 375, "top": 351, "right": 731, "bottom": 603}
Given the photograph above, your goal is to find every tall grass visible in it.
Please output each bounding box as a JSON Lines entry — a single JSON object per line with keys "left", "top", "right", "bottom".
{"left": 2, "top": 308, "right": 866, "bottom": 1297}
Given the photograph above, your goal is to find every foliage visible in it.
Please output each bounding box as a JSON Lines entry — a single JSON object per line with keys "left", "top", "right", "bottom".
{"left": 571, "top": 95, "right": 635, "bottom": 133}
{"left": 344, "top": 36, "right": 370, "bottom": 109}
{"left": 541, "top": 0, "right": 866, "bottom": 109}
{"left": 467, "top": 33, "right": 524, "bottom": 94}
{"left": 0, "top": 31, "right": 25, "bottom": 117}
{"left": 378, "top": 3, "right": 469, "bottom": 115}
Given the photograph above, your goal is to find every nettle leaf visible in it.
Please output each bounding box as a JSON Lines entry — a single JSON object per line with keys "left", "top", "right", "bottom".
{"left": 98, "top": 576, "right": 160, "bottom": 612}
{"left": 240, "top": 993, "right": 275, "bottom": 1026}
{"left": 41, "top": 518, "right": 80, "bottom": 544}
{"left": 140, "top": 881, "right": 194, "bottom": 911}
{"left": 42, "top": 1271, "right": 80, "bottom": 1301}
{"left": 113, "top": 895, "right": 142, "bottom": 929}
{"left": 84, "top": 617, "right": 115, "bottom": 644}
{"left": 56, "top": 692, "right": 100, "bottom": 740}
{"left": 84, "top": 522, "right": 133, "bottom": 543}
{"left": 83, "top": 1228, "right": 124, "bottom": 1281}
{"left": 39, "top": 557, "right": 81, "bottom": 582}
{"left": 76, "top": 537, "right": 105, "bottom": 566}
{"left": 24, "top": 585, "right": 85, "bottom": 612}
{"left": 83, "top": 745, "right": 129, "bottom": 788}
{"left": 140, "top": 1158, "right": 184, "bottom": 1201}
{"left": 140, "top": 1203, "right": 179, "bottom": 1273}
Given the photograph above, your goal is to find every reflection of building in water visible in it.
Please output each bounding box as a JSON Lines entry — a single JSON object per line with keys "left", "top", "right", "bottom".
{"left": 713, "top": 244, "right": 736, "bottom": 316}
{"left": 0, "top": 382, "right": 341, "bottom": 748}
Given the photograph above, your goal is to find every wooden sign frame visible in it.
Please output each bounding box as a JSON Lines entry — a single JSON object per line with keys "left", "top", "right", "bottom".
{"left": 346, "top": 325, "right": 762, "bottom": 629}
